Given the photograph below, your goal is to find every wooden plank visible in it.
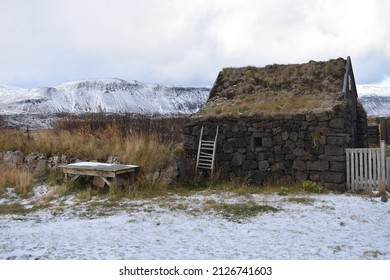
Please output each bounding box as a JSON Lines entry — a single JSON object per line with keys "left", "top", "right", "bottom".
{"left": 59, "top": 162, "right": 140, "bottom": 188}
{"left": 346, "top": 150, "right": 350, "bottom": 189}
{"left": 371, "top": 149, "right": 378, "bottom": 190}
{"left": 376, "top": 149, "right": 381, "bottom": 190}
{"left": 368, "top": 149, "right": 372, "bottom": 188}
{"left": 387, "top": 157, "right": 390, "bottom": 191}
{"left": 351, "top": 150, "right": 355, "bottom": 190}
{"left": 359, "top": 150, "right": 363, "bottom": 190}
{"left": 380, "top": 140, "right": 386, "bottom": 187}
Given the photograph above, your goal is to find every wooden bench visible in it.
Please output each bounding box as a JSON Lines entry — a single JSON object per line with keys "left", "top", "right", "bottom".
{"left": 59, "top": 162, "right": 140, "bottom": 188}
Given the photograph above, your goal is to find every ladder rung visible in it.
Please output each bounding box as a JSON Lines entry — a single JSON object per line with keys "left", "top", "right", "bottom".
{"left": 200, "top": 147, "right": 214, "bottom": 151}
{"left": 199, "top": 159, "right": 213, "bottom": 164}
{"left": 200, "top": 155, "right": 213, "bottom": 159}
{"left": 201, "top": 140, "right": 214, "bottom": 144}
{"left": 201, "top": 143, "right": 214, "bottom": 147}
{"left": 198, "top": 164, "right": 212, "bottom": 169}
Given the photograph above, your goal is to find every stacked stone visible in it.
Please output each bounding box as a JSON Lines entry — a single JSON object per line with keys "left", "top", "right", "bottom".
{"left": 367, "top": 125, "right": 379, "bottom": 146}
{"left": 183, "top": 104, "right": 364, "bottom": 191}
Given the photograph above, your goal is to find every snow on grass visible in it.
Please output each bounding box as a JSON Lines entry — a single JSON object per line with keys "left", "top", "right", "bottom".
{"left": 0, "top": 186, "right": 389, "bottom": 260}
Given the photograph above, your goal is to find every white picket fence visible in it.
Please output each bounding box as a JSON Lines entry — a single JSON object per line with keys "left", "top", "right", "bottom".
{"left": 345, "top": 141, "right": 388, "bottom": 191}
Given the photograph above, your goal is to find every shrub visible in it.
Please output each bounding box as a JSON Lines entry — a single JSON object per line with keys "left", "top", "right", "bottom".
{"left": 302, "top": 180, "right": 323, "bottom": 193}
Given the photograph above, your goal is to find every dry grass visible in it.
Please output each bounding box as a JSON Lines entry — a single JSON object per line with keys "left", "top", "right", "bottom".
{"left": 201, "top": 58, "right": 347, "bottom": 118}
{"left": 0, "top": 115, "right": 184, "bottom": 199}
{"left": 0, "top": 128, "right": 176, "bottom": 173}
{"left": 0, "top": 164, "right": 33, "bottom": 197}
{"left": 198, "top": 90, "right": 344, "bottom": 118}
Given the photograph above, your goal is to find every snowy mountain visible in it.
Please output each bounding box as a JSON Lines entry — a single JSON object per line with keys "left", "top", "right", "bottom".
{"left": 0, "top": 78, "right": 210, "bottom": 115}
{"left": 357, "top": 85, "right": 390, "bottom": 117}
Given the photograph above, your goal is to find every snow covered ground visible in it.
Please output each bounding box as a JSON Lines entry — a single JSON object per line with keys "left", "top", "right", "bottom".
{"left": 0, "top": 185, "right": 389, "bottom": 260}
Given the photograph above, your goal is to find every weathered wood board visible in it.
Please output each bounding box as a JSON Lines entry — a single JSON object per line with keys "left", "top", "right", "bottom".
{"left": 59, "top": 162, "right": 140, "bottom": 187}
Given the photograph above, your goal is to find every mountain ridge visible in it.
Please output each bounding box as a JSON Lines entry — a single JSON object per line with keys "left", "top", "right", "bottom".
{"left": 0, "top": 78, "right": 211, "bottom": 115}
{"left": 356, "top": 85, "right": 390, "bottom": 117}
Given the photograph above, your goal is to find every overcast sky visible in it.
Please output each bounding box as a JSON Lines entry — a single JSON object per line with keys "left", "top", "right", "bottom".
{"left": 1, "top": 0, "right": 390, "bottom": 88}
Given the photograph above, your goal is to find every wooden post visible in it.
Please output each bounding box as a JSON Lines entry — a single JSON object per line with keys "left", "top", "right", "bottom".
{"left": 368, "top": 149, "right": 372, "bottom": 187}
{"left": 346, "top": 149, "right": 350, "bottom": 190}
{"left": 387, "top": 157, "right": 390, "bottom": 191}
{"left": 380, "top": 140, "right": 386, "bottom": 187}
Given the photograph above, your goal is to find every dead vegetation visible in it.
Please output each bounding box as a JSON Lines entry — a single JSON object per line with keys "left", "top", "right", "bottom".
{"left": 0, "top": 114, "right": 188, "bottom": 201}
{"left": 0, "top": 164, "right": 33, "bottom": 197}
{"left": 199, "top": 58, "right": 347, "bottom": 117}
{"left": 0, "top": 114, "right": 186, "bottom": 173}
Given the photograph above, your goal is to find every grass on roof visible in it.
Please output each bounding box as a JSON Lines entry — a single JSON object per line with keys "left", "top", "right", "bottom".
{"left": 197, "top": 90, "right": 345, "bottom": 118}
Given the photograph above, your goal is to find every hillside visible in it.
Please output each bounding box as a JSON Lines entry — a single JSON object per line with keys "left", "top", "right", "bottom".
{"left": 356, "top": 85, "right": 390, "bottom": 117}
{"left": 0, "top": 78, "right": 210, "bottom": 115}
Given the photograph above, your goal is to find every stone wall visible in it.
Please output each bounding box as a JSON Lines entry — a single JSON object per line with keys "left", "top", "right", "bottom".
{"left": 0, "top": 151, "right": 120, "bottom": 173}
{"left": 367, "top": 125, "right": 380, "bottom": 146}
{"left": 184, "top": 103, "right": 368, "bottom": 191}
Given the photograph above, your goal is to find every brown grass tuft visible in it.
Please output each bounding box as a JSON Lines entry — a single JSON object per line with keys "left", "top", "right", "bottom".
{"left": 0, "top": 164, "right": 33, "bottom": 197}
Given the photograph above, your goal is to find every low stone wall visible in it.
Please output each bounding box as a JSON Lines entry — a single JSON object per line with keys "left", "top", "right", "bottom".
{"left": 0, "top": 151, "right": 120, "bottom": 173}
{"left": 184, "top": 104, "right": 367, "bottom": 191}
{"left": 0, "top": 151, "right": 180, "bottom": 185}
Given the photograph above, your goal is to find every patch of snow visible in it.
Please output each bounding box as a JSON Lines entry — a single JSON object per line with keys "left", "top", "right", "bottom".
{"left": 0, "top": 188, "right": 389, "bottom": 260}
{"left": 66, "top": 162, "right": 139, "bottom": 168}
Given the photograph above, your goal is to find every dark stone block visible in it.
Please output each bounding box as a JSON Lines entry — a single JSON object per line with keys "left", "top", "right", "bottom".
{"left": 325, "top": 146, "right": 345, "bottom": 156}
{"left": 295, "top": 171, "right": 309, "bottom": 181}
{"left": 262, "top": 137, "right": 273, "bottom": 147}
{"left": 293, "top": 148, "right": 305, "bottom": 156}
{"left": 222, "top": 142, "right": 233, "bottom": 154}
{"left": 290, "top": 132, "right": 298, "bottom": 141}
{"left": 247, "top": 170, "right": 264, "bottom": 185}
{"left": 324, "top": 155, "right": 346, "bottom": 162}
{"left": 220, "top": 154, "right": 232, "bottom": 161}
{"left": 307, "top": 160, "right": 329, "bottom": 171}
{"left": 327, "top": 136, "right": 345, "bottom": 146}
{"left": 293, "top": 160, "right": 306, "bottom": 170}
{"left": 309, "top": 172, "right": 321, "bottom": 181}
{"left": 321, "top": 172, "right": 345, "bottom": 184}
{"left": 243, "top": 160, "right": 258, "bottom": 170}
{"left": 330, "top": 162, "right": 345, "bottom": 172}
{"left": 246, "top": 153, "right": 256, "bottom": 160}
{"left": 256, "top": 152, "right": 267, "bottom": 161}
{"left": 232, "top": 152, "right": 245, "bottom": 167}
{"left": 258, "top": 160, "right": 269, "bottom": 171}
{"left": 329, "top": 118, "right": 346, "bottom": 129}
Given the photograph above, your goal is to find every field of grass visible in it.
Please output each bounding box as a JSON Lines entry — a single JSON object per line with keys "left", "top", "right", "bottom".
{"left": 0, "top": 115, "right": 189, "bottom": 201}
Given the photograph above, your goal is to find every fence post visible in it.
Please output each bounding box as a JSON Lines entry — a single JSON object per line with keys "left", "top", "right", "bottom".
{"left": 387, "top": 157, "right": 390, "bottom": 191}
{"left": 346, "top": 149, "right": 350, "bottom": 190}
{"left": 380, "top": 140, "right": 386, "bottom": 187}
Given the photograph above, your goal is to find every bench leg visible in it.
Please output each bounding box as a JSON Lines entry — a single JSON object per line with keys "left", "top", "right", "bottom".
{"left": 100, "top": 177, "right": 111, "bottom": 187}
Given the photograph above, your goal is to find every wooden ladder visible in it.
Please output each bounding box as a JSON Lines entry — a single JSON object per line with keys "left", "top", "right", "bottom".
{"left": 195, "top": 126, "right": 219, "bottom": 176}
